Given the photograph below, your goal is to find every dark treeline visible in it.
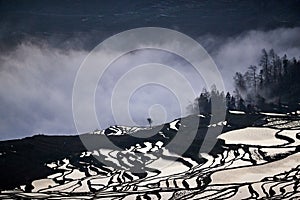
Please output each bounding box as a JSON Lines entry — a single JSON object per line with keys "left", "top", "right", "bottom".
{"left": 188, "top": 49, "right": 300, "bottom": 114}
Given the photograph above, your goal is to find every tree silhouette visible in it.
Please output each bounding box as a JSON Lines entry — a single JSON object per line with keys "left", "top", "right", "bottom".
{"left": 187, "top": 48, "right": 300, "bottom": 114}
{"left": 232, "top": 48, "right": 300, "bottom": 112}
{"left": 147, "top": 118, "right": 152, "bottom": 128}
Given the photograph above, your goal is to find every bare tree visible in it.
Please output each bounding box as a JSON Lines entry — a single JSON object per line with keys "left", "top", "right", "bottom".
{"left": 147, "top": 118, "right": 152, "bottom": 128}
{"left": 259, "top": 48, "right": 270, "bottom": 84}
{"left": 248, "top": 65, "right": 257, "bottom": 93}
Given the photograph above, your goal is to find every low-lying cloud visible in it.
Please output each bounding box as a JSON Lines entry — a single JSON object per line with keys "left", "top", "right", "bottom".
{"left": 0, "top": 27, "right": 299, "bottom": 140}
{"left": 0, "top": 43, "right": 86, "bottom": 139}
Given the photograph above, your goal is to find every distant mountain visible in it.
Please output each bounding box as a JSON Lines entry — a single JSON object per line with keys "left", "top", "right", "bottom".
{"left": 0, "top": 111, "right": 300, "bottom": 199}
{"left": 1, "top": 0, "right": 300, "bottom": 49}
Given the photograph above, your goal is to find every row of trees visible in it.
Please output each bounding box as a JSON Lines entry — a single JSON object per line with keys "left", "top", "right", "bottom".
{"left": 187, "top": 86, "right": 250, "bottom": 114}
{"left": 188, "top": 49, "right": 300, "bottom": 114}
{"left": 234, "top": 49, "right": 300, "bottom": 112}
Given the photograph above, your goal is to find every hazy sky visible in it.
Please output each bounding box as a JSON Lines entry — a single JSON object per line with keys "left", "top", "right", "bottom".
{"left": 0, "top": 1, "right": 300, "bottom": 140}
